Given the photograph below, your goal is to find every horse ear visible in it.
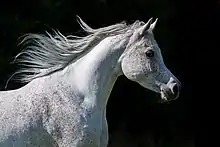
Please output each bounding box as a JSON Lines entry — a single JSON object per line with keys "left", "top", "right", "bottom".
{"left": 139, "top": 17, "right": 153, "bottom": 35}
{"left": 148, "top": 18, "right": 158, "bottom": 33}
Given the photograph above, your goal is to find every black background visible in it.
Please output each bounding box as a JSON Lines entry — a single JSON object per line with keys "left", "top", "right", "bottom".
{"left": 0, "top": 0, "right": 218, "bottom": 146}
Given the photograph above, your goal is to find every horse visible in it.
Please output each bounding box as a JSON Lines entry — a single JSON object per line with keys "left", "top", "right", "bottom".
{"left": 0, "top": 16, "right": 181, "bottom": 147}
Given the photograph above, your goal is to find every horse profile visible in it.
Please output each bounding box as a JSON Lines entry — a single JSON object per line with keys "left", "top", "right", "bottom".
{"left": 0, "top": 17, "right": 181, "bottom": 147}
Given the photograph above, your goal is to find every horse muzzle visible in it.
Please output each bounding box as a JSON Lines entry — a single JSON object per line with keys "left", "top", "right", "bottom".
{"left": 160, "top": 77, "right": 181, "bottom": 102}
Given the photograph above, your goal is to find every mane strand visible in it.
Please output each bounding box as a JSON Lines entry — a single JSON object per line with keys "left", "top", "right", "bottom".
{"left": 7, "top": 16, "right": 145, "bottom": 85}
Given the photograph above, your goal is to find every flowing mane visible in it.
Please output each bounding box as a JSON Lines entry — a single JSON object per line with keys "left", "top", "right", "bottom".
{"left": 9, "top": 16, "right": 145, "bottom": 83}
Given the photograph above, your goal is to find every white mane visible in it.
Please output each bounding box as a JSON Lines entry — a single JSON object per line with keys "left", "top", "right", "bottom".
{"left": 9, "top": 16, "right": 145, "bottom": 83}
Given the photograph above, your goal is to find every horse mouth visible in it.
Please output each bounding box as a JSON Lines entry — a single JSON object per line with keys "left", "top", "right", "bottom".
{"left": 160, "top": 87, "right": 174, "bottom": 101}
{"left": 157, "top": 77, "right": 180, "bottom": 102}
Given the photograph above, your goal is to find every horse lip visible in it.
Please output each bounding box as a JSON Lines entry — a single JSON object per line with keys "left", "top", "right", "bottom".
{"left": 159, "top": 83, "right": 177, "bottom": 101}
{"left": 160, "top": 87, "right": 171, "bottom": 100}
{"left": 155, "top": 79, "right": 180, "bottom": 101}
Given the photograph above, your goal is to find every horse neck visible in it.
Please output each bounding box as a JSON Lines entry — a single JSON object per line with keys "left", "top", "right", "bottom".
{"left": 66, "top": 35, "right": 129, "bottom": 109}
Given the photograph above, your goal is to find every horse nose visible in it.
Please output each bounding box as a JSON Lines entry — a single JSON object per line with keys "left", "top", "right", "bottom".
{"left": 171, "top": 83, "right": 180, "bottom": 99}
{"left": 172, "top": 84, "right": 178, "bottom": 94}
{"left": 167, "top": 76, "right": 181, "bottom": 100}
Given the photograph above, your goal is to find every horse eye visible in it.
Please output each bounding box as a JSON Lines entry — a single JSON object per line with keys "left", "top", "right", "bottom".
{"left": 145, "top": 50, "right": 154, "bottom": 58}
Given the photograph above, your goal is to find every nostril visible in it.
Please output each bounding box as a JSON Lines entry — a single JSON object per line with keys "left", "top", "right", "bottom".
{"left": 172, "top": 84, "right": 179, "bottom": 95}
